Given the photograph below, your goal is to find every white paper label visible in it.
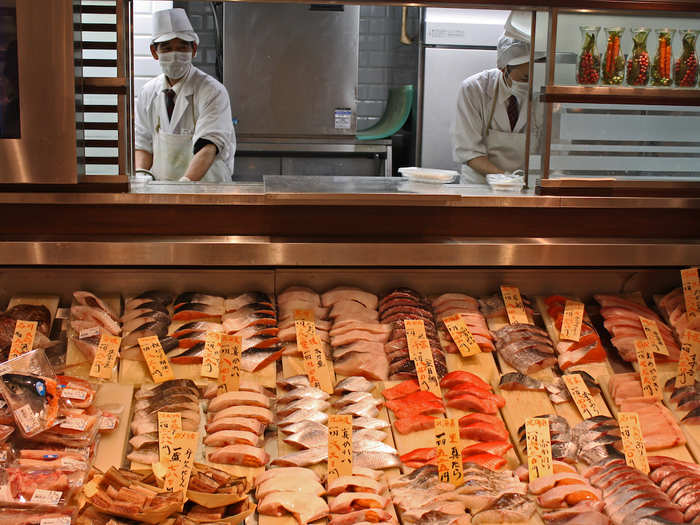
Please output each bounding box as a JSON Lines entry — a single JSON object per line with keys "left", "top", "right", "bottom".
{"left": 56, "top": 308, "right": 70, "bottom": 320}
{"left": 59, "top": 417, "right": 87, "bottom": 431}
{"left": 65, "top": 447, "right": 89, "bottom": 459}
{"left": 334, "top": 108, "right": 352, "bottom": 130}
{"left": 15, "top": 404, "right": 39, "bottom": 434}
{"left": 30, "top": 488, "right": 62, "bottom": 505}
{"left": 99, "top": 416, "right": 117, "bottom": 430}
{"left": 79, "top": 327, "right": 100, "bottom": 339}
{"left": 61, "top": 456, "right": 85, "bottom": 470}
{"left": 41, "top": 518, "right": 71, "bottom": 525}
{"left": 61, "top": 388, "right": 87, "bottom": 401}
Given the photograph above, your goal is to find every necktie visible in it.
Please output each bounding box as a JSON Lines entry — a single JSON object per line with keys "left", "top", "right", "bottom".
{"left": 165, "top": 89, "right": 176, "bottom": 121}
{"left": 506, "top": 95, "right": 519, "bottom": 132}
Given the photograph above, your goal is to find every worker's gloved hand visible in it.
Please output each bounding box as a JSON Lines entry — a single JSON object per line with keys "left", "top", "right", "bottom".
{"left": 178, "top": 176, "right": 192, "bottom": 182}
{"left": 132, "top": 169, "right": 154, "bottom": 182}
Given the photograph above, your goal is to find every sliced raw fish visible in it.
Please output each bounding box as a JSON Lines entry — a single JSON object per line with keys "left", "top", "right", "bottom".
{"left": 203, "top": 430, "right": 260, "bottom": 447}
{"left": 278, "top": 286, "right": 320, "bottom": 305}
{"left": 208, "top": 405, "right": 273, "bottom": 425}
{"left": 127, "top": 446, "right": 158, "bottom": 465}
{"left": 322, "top": 287, "right": 378, "bottom": 309}
{"left": 499, "top": 372, "right": 545, "bottom": 391}
{"left": 334, "top": 376, "right": 374, "bottom": 394}
{"left": 123, "top": 314, "right": 170, "bottom": 337}
{"left": 280, "top": 419, "right": 327, "bottom": 435}
{"left": 444, "top": 384, "right": 505, "bottom": 407}
{"left": 208, "top": 444, "right": 269, "bottom": 467}
{"left": 256, "top": 476, "right": 325, "bottom": 499}
{"left": 276, "top": 398, "right": 330, "bottom": 417}
{"left": 277, "top": 374, "right": 311, "bottom": 390}
{"left": 330, "top": 321, "right": 390, "bottom": 337}
{"left": 171, "top": 321, "right": 222, "bottom": 337}
{"left": 207, "top": 390, "right": 271, "bottom": 412}
{"left": 382, "top": 379, "right": 420, "bottom": 400}
{"left": 277, "top": 386, "right": 330, "bottom": 403}
{"left": 271, "top": 446, "right": 328, "bottom": 467}
{"left": 258, "top": 491, "right": 329, "bottom": 523}
{"left": 173, "top": 292, "right": 223, "bottom": 309}
{"left": 333, "top": 352, "right": 389, "bottom": 381}
{"left": 283, "top": 423, "right": 328, "bottom": 449}
{"left": 71, "top": 304, "right": 121, "bottom": 335}
{"left": 336, "top": 400, "right": 380, "bottom": 418}
{"left": 440, "top": 370, "right": 492, "bottom": 391}
{"left": 353, "top": 417, "right": 390, "bottom": 431}
{"left": 328, "top": 509, "right": 394, "bottom": 525}
{"left": 73, "top": 291, "right": 118, "bottom": 320}
{"left": 446, "top": 393, "right": 499, "bottom": 414}
{"left": 333, "top": 391, "right": 378, "bottom": 408}
{"left": 460, "top": 422, "right": 509, "bottom": 442}
{"left": 240, "top": 346, "right": 284, "bottom": 372}
{"left": 333, "top": 340, "right": 385, "bottom": 360}
{"left": 462, "top": 441, "right": 512, "bottom": 457}
{"left": 471, "top": 493, "right": 535, "bottom": 525}
{"left": 331, "top": 330, "right": 390, "bottom": 347}
{"left": 222, "top": 312, "right": 276, "bottom": 333}
{"left": 277, "top": 409, "right": 329, "bottom": 427}
{"left": 394, "top": 415, "right": 436, "bottom": 434}
{"left": 254, "top": 466, "right": 320, "bottom": 487}
{"left": 353, "top": 451, "right": 400, "bottom": 470}
{"left": 173, "top": 302, "right": 224, "bottom": 320}
{"left": 129, "top": 433, "right": 158, "bottom": 450}
{"left": 225, "top": 292, "right": 273, "bottom": 312}
{"left": 529, "top": 472, "right": 590, "bottom": 494}
{"left": 124, "top": 290, "right": 172, "bottom": 309}
{"left": 329, "top": 492, "right": 388, "bottom": 513}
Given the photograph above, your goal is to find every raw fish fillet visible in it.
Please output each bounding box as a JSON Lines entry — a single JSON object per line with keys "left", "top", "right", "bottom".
{"left": 276, "top": 398, "right": 330, "bottom": 417}
{"left": 254, "top": 466, "right": 320, "bottom": 487}
{"left": 499, "top": 372, "right": 545, "bottom": 391}
{"left": 207, "top": 390, "right": 271, "bottom": 411}
{"left": 322, "top": 287, "right": 379, "bottom": 309}
{"left": 446, "top": 393, "right": 499, "bottom": 414}
{"left": 172, "top": 302, "right": 224, "bottom": 320}
{"left": 328, "top": 509, "right": 394, "bottom": 525}
{"left": 334, "top": 376, "right": 374, "bottom": 394}
{"left": 462, "top": 441, "right": 512, "bottom": 457}
{"left": 271, "top": 446, "right": 328, "bottom": 467}
{"left": 71, "top": 304, "right": 121, "bottom": 335}
{"left": 73, "top": 291, "right": 118, "bottom": 320}
{"left": 331, "top": 330, "right": 390, "bottom": 347}
{"left": 328, "top": 492, "right": 389, "bottom": 513}
{"left": 440, "top": 370, "right": 492, "bottom": 391}
{"left": 208, "top": 405, "right": 273, "bottom": 424}
{"left": 208, "top": 444, "right": 269, "bottom": 467}
{"left": 326, "top": 475, "right": 384, "bottom": 496}
{"left": 203, "top": 430, "right": 260, "bottom": 447}
{"left": 256, "top": 476, "right": 325, "bottom": 499}
{"left": 225, "top": 291, "right": 274, "bottom": 312}
{"left": 334, "top": 352, "right": 389, "bottom": 381}
{"left": 471, "top": 493, "right": 535, "bottom": 524}
{"left": 459, "top": 422, "right": 509, "bottom": 442}
{"left": 240, "top": 346, "right": 285, "bottom": 372}
{"left": 394, "top": 415, "right": 436, "bottom": 434}
{"left": 258, "top": 492, "right": 329, "bottom": 524}
{"left": 277, "top": 286, "right": 320, "bottom": 305}
{"left": 382, "top": 379, "right": 420, "bottom": 400}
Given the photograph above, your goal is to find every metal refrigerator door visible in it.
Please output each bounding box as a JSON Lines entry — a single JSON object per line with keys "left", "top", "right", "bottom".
{"left": 421, "top": 48, "right": 497, "bottom": 171}
{"left": 223, "top": 4, "right": 359, "bottom": 137}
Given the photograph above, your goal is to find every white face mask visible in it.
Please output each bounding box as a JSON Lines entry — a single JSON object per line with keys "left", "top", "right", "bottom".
{"left": 158, "top": 51, "right": 192, "bottom": 80}
{"left": 510, "top": 79, "right": 530, "bottom": 100}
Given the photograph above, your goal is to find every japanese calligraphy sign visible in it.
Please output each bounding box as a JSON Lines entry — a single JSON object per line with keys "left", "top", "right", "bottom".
{"left": 404, "top": 319, "right": 442, "bottom": 397}
{"left": 563, "top": 374, "right": 602, "bottom": 419}
{"left": 158, "top": 411, "right": 182, "bottom": 464}
{"left": 526, "top": 417, "right": 553, "bottom": 481}
{"left": 295, "top": 310, "right": 333, "bottom": 394}
{"left": 560, "top": 300, "right": 584, "bottom": 342}
{"left": 8, "top": 320, "right": 37, "bottom": 360}
{"left": 639, "top": 316, "right": 670, "bottom": 356}
{"left": 443, "top": 314, "right": 481, "bottom": 357}
{"left": 328, "top": 415, "right": 353, "bottom": 481}
{"left": 138, "top": 336, "right": 175, "bottom": 384}
{"left": 500, "top": 286, "right": 530, "bottom": 325}
{"left": 218, "top": 334, "right": 242, "bottom": 394}
{"left": 634, "top": 340, "right": 662, "bottom": 399}
{"left": 89, "top": 333, "right": 121, "bottom": 380}
{"left": 163, "top": 430, "right": 198, "bottom": 499}
{"left": 434, "top": 418, "right": 463, "bottom": 486}
{"left": 618, "top": 412, "right": 649, "bottom": 474}
{"left": 201, "top": 332, "right": 222, "bottom": 379}
{"left": 676, "top": 329, "right": 700, "bottom": 389}
{"left": 681, "top": 267, "right": 700, "bottom": 322}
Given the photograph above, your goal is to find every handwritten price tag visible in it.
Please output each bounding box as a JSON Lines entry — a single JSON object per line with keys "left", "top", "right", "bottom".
{"left": 639, "top": 317, "right": 669, "bottom": 356}
{"left": 163, "top": 430, "right": 197, "bottom": 499}
{"left": 526, "top": 417, "right": 553, "bottom": 481}
{"left": 218, "top": 334, "right": 242, "bottom": 394}
{"left": 295, "top": 310, "right": 333, "bottom": 394}
{"left": 89, "top": 333, "right": 121, "bottom": 380}
{"left": 200, "top": 332, "right": 222, "bottom": 379}
{"left": 563, "top": 374, "right": 602, "bottom": 419}
{"left": 9, "top": 320, "right": 37, "bottom": 359}
{"left": 676, "top": 329, "right": 700, "bottom": 389}
{"left": 634, "top": 340, "right": 661, "bottom": 399}
{"left": 618, "top": 412, "right": 649, "bottom": 474}
{"left": 500, "top": 286, "right": 530, "bottom": 325}
{"left": 443, "top": 315, "right": 481, "bottom": 357}
{"left": 138, "top": 336, "right": 175, "bottom": 384}
{"left": 435, "top": 418, "right": 463, "bottom": 486}
{"left": 158, "top": 411, "right": 182, "bottom": 465}
{"left": 560, "top": 300, "right": 584, "bottom": 342}
{"left": 681, "top": 267, "right": 700, "bottom": 321}
{"left": 328, "top": 415, "right": 352, "bottom": 481}
{"left": 404, "top": 320, "right": 442, "bottom": 397}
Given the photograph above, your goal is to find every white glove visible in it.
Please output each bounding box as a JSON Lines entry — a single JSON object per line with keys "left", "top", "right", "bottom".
{"left": 179, "top": 176, "right": 192, "bottom": 182}
{"left": 132, "top": 169, "right": 154, "bottom": 182}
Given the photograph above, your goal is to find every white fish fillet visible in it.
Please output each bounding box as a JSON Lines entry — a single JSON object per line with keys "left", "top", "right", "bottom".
{"left": 258, "top": 492, "right": 329, "bottom": 524}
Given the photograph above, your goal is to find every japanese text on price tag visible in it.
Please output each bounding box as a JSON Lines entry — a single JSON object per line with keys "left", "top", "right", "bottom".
{"left": 218, "top": 334, "right": 242, "bottom": 394}
{"left": 201, "top": 332, "right": 222, "bottom": 379}
{"left": 164, "top": 430, "right": 197, "bottom": 499}
{"left": 560, "top": 300, "right": 584, "bottom": 342}
{"left": 443, "top": 314, "right": 481, "bottom": 357}
{"left": 639, "top": 317, "right": 669, "bottom": 356}
{"left": 634, "top": 340, "right": 662, "bottom": 399}
{"left": 434, "top": 418, "right": 463, "bottom": 486}
{"left": 158, "top": 411, "right": 182, "bottom": 464}
{"left": 138, "top": 336, "right": 175, "bottom": 384}
{"left": 89, "top": 333, "right": 121, "bottom": 380}
{"left": 676, "top": 329, "right": 700, "bottom": 389}
{"left": 563, "top": 374, "right": 602, "bottom": 419}
{"left": 618, "top": 412, "right": 649, "bottom": 474}
{"left": 526, "top": 418, "right": 553, "bottom": 481}
{"left": 681, "top": 267, "right": 700, "bottom": 321}
{"left": 500, "top": 286, "right": 530, "bottom": 325}
{"left": 404, "top": 320, "right": 442, "bottom": 397}
{"left": 295, "top": 310, "right": 333, "bottom": 394}
{"left": 328, "top": 415, "right": 352, "bottom": 481}
{"left": 9, "top": 320, "right": 37, "bottom": 359}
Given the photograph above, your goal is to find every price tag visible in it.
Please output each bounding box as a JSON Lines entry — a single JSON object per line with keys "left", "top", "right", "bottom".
{"left": 618, "top": 412, "right": 649, "bottom": 474}
{"left": 79, "top": 326, "right": 101, "bottom": 340}
{"left": 99, "top": 415, "right": 117, "bottom": 431}
{"left": 328, "top": 414, "right": 353, "bottom": 481}
{"left": 30, "top": 488, "right": 62, "bottom": 506}
{"left": 60, "top": 417, "right": 87, "bottom": 431}
{"left": 61, "top": 456, "right": 86, "bottom": 470}
{"left": 8, "top": 320, "right": 37, "bottom": 359}
{"left": 200, "top": 332, "right": 222, "bottom": 379}
{"left": 217, "top": 334, "right": 242, "bottom": 394}
{"left": 500, "top": 286, "right": 530, "bottom": 325}
{"left": 681, "top": 267, "right": 700, "bottom": 321}
{"left": 295, "top": 310, "right": 333, "bottom": 394}
{"left": 443, "top": 314, "right": 481, "bottom": 357}
{"left": 158, "top": 411, "right": 182, "bottom": 465}
{"left": 639, "top": 317, "right": 669, "bottom": 356}
{"left": 15, "top": 403, "right": 40, "bottom": 434}
{"left": 562, "top": 374, "right": 602, "bottom": 419}
{"left": 404, "top": 320, "right": 442, "bottom": 397}
{"left": 41, "top": 517, "right": 71, "bottom": 525}
{"left": 55, "top": 308, "right": 70, "bottom": 320}
{"left": 89, "top": 333, "right": 121, "bottom": 380}
{"left": 525, "top": 417, "right": 553, "bottom": 481}
{"left": 163, "top": 430, "right": 198, "bottom": 499}
{"left": 138, "top": 336, "right": 175, "bottom": 384}
{"left": 634, "top": 340, "right": 662, "bottom": 399}
{"left": 61, "top": 388, "right": 87, "bottom": 401}
{"left": 676, "top": 329, "right": 700, "bottom": 389}
{"left": 434, "top": 418, "right": 463, "bottom": 486}
{"left": 560, "top": 300, "right": 584, "bottom": 342}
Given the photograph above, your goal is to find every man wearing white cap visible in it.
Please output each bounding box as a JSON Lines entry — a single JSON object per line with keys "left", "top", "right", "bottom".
{"left": 452, "top": 34, "right": 539, "bottom": 184}
{"left": 135, "top": 8, "right": 235, "bottom": 182}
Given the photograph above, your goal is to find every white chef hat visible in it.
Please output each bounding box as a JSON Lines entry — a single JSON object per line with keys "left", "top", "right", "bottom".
{"left": 497, "top": 34, "right": 531, "bottom": 69}
{"left": 151, "top": 8, "right": 199, "bottom": 46}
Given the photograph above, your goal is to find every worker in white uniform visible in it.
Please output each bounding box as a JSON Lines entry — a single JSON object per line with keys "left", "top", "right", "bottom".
{"left": 135, "top": 8, "right": 235, "bottom": 182}
{"left": 453, "top": 34, "right": 540, "bottom": 184}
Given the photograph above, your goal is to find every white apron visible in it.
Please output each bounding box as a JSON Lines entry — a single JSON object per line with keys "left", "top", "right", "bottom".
{"left": 461, "top": 82, "right": 526, "bottom": 184}
{"left": 151, "top": 97, "right": 230, "bottom": 183}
